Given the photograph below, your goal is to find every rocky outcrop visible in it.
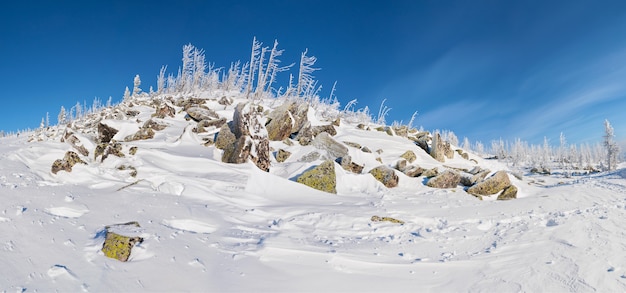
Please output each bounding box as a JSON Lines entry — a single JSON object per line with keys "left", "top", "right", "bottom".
{"left": 430, "top": 133, "right": 453, "bottom": 162}
{"left": 266, "top": 111, "right": 293, "bottom": 141}
{"left": 266, "top": 101, "right": 309, "bottom": 141}
{"left": 467, "top": 171, "right": 511, "bottom": 197}
{"left": 369, "top": 165, "right": 399, "bottom": 188}
{"left": 95, "top": 142, "right": 125, "bottom": 162}
{"left": 497, "top": 185, "right": 518, "bottom": 200}
{"left": 51, "top": 151, "right": 86, "bottom": 174}
{"left": 311, "top": 132, "right": 348, "bottom": 160}
{"left": 426, "top": 170, "right": 461, "bottom": 189}
{"left": 219, "top": 103, "right": 270, "bottom": 172}
{"left": 101, "top": 222, "right": 143, "bottom": 262}
{"left": 400, "top": 150, "right": 417, "bottom": 163}
{"left": 276, "top": 149, "right": 292, "bottom": 163}
{"left": 97, "top": 123, "right": 118, "bottom": 143}
{"left": 296, "top": 160, "right": 337, "bottom": 194}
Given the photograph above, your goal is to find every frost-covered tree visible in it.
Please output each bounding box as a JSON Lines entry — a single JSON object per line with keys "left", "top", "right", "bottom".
{"left": 123, "top": 86, "right": 131, "bottom": 100}
{"left": 604, "top": 119, "right": 620, "bottom": 171}
{"left": 157, "top": 65, "right": 167, "bottom": 94}
{"left": 296, "top": 48, "right": 319, "bottom": 98}
{"left": 57, "top": 106, "right": 66, "bottom": 125}
{"left": 246, "top": 37, "right": 262, "bottom": 98}
{"left": 133, "top": 74, "right": 142, "bottom": 96}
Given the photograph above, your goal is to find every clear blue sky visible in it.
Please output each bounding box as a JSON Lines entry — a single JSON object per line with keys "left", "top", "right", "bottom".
{"left": 1, "top": 0, "right": 625, "bottom": 146}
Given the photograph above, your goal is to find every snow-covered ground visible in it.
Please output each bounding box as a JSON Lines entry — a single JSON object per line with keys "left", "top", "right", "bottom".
{"left": 1, "top": 96, "right": 626, "bottom": 292}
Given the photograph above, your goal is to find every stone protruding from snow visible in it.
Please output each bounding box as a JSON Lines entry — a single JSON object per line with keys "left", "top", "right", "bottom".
{"left": 369, "top": 165, "right": 399, "bottom": 188}
{"left": 426, "top": 170, "right": 461, "bottom": 189}
{"left": 219, "top": 103, "right": 271, "bottom": 171}
{"left": 51, "top": 151, "right": 87, "bottom": 174}
{"left": 497, "top": 185, "right": 518, "bottom": 200}
{"left": 266, "top": 106, "right": 294, "bottom": 141}
{"left": 186, "top": 107, "right": 219, "bottom": 122}
{"left": 97, "top": 123, "right": 118, "bottom": 144}
{"left": 95, "top": 142, "right": 125, "bottom": 162}
{"left": 430, "top": 133, "right": 453, "bottom": 162}
{"left": 467, "top": 171, "right": 511, "bottom": 197}
{"left": 197, "top": 118, "right": 227, "bottom": 133}
{"left": 400, "top": 150, "right": 417, "bottom": 163}
{"left": 422, "top": 167, "right": 439, "bottom": 178}
{"left": 124, "top": 127, "right": 155, "bottom": 142}
{"left": 336, "top": 156, "right": 364, "bottom": 174}
{"left": 371, "top": 215, "right": 405, "bottom": 224}
{"left": 276, "top": 149, "right": 292, "bottom": 163}
{"left": 101, "top": 221, "right": 143, "bottom": 262}
{"left": 62, "top": 131, "right": 89, "bottom": 157}
{"left": 153, "top": 103, "right": 175, "bottom": 119}
{"left": 404, "top": 165, "right": 426, "bottom": 177}
{"left": 296, "top": 160, "right": 337, "bottom": 194}
{"left": 311, "top": 132, "right": 348, "bottom": 160}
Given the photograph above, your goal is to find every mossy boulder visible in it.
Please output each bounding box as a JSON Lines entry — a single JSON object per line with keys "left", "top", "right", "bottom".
{"left": 400, "top": 150, "right": 417, "bottom": 163}
{"left": 215, "top": 123, "right": 236, "bottom": 150}
{"left": 101, "top": 221, "right": 143, "bottom": 262}
{"left": 426, "top": 170, "right": 461, "bottom": 189}
{"left": 94, "top": 142, "right": 125, "bottom": 162}
{"left": 51, "top": 151, "right": 87, "bottom": 174}
{"left": 467, "top": 170, "right": 511, "bottom": 196}
{"left": 369, "top": 165, "right": 399, "bottom": 188}
{"left": 497, "top": 185, "right": 518, "bottom": 200}
{"left": 296, "top": 160, "right": 337, "bottom": 194}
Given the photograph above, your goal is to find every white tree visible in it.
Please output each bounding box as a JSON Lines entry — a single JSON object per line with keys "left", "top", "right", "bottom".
{"left": 157, "top": 65, "right": 167, "bottom": 94}
{"left": 123, "top": 86, "right": 131, "bottom": 100}
{"left": 133, "top": 74, "right": 142, "bottom": 96}
{"left": 604, "top": 119, "right": 620, "bottom": 171}
{"left": 57, "top": 106, "right": 66, "bottom": 125}
{"left": 296, "top": 48, "right": 319, "bottom": 98}
{"left": 246, "top": 37, "right": 262, "bottom": 98}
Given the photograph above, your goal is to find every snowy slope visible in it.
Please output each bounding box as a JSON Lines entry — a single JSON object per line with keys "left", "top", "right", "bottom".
{"left": 1, "top": 95, "right": 626, "bottom": 292}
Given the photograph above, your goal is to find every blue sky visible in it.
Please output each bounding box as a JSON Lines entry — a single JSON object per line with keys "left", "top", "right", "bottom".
{"left": 1, "top": 1, "right": 625, "bottom": 147}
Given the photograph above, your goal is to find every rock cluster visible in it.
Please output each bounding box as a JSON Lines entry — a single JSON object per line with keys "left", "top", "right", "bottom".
{"left": 51, "top": 151, "right": 86, "bottom": 174}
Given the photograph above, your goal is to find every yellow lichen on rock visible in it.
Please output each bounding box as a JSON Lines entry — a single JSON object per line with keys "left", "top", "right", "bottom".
{"left": 296, "top": 160, "right": 337, "bottom": 194}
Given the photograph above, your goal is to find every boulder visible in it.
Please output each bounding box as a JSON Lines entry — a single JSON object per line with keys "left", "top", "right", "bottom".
{"left": 215, "top": 124, "right": 236, "bottom": 150}
{"left": 369, "top": 165, "right": 399, "bottom": 188}
{"left": 97, "top": 123, "right": 118, "bottom": 143}
{"left": 266, "top": 110, "right": 294, "bottom": 141}
{"left": 430, "top": 133, "right": 452, "bottom": 162}
{"left": 95, "top": 142, "right": 125, "bottom": 162}
{"left": 276, "top": 149, "right": 292, "bottom": 163}
{"left": 51, "top": 151, "right": 87, "bottom": 174}
{"left": 153, "top": 103, "right": 175, "bottom": 118}
{"left": 361, "top": 146, "right": 372, "bottom": 153}
{"left": 197, "top": 118, "right": 227, "bottom": 133}
{"left": 426, "top": 170, "right": 461, "bottom": 189}
{"left": 142, "top": 119, "right": 167, "bottom": 131}
{"left": 392, "top": 126, "right": 408, "bottom": 137}
{"left": 62, "top": 131, "right": 89, "bottom": 157}
{"left": 343, "top": 141, "right": 362, "bottom": 149}
{"left": 497, "top": 185, "right": 518, "bottom": 200}
{"left": 124, "top": 127, "right": 155, "bottom": 141}
{"left": 404, "top": 166, "right": 426, "bottom": 177}
{"left": 311, "top": 132, "right": 349, "bottom": 160}
{"left": 129, "top": 146, "right": 138, "bottom": 155}
{"left": 400, "top": 150, "right": 417, "bottom": 163}
{"left": 467, "top": 171, "right": 511, "bottom": 196}
{"left": 294, "top": 122, "right": 337, "bottom": 146}
{"left": 296, "top": 160, "right": 337, "bottom": 194}
{"left": 422, "top": 167, "right": 439, "bottom": 178}
{"left": 250, "top": 138, "right": 270, "bottom": 172}
{"left": 220, "top": 103, "right": 270, "bottom": 172}
{"left": 298, "top": 151, "right": 321, "bottom": 162}
{"left": 101, "top": 221, "right": 143, "bottom": 262}
{"left": 336, "top": 156, "right": 364, "bottom": 174}
{"left": 268, "top": 101, "right": 308, "bottom": 137}
{"left": 186, "top": 107, "right": 219, "bottom": 122}
{"left": 395, "top": 159, "right": 408, "bottom": 172}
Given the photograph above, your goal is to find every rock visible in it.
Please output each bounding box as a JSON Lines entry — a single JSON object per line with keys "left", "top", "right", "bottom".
{"left": 129, "top": 146, "right": 138, "bottom": 155}
{"left": 153, "top": 103, "right": 175, "bottom": 118}
{"left": 276, "top": 149, "right": 292, "bottom": 163}
{"left": 468, "top": 166, "right": 483, "bottom": 175}
{"left": 266, "top": 109, "right": 294, "bottom": 141}
{"left": 430, "top": 133, "right": 452, "bottom": 162}
{"left": 101, "top": 222, "right": 143, "bottom": 262}
{"left": 426, "top": 170, "right": 461, "bottom": 189}
{"left": 400, "top": 150, "right": 417, "bottom": 163}
{"left": 336, "top": 156, "right": 364, "bottom": 174}
{"left": 142, "top": 119, "right": 167, "bottom": 131}
{"left": 294, "top": 123, "right": 337, "bottom": 146}
{"left": 413, "top": 138, "right": 429, "bottom": 154}
{"left": 97, "top": 123, "right": 118, "bottom": 143}
{"left": 124, "top": 127, "right": 155, "bottom": 141}
{"left": 361, "top": 146, "right": 372, "bottom": 153}
{"left": 51, "top": 151, "right": 86, "bottom": 174}
{"left": 218, "top": 96, "right": 233, "bottom": 106}
{"left": 268, "top": 101, "right": 308, "bottom": 138}
{"left": 332, "top": 118, "right": 341, "bottom": 126}
{"left": 467, "top": 171, "right": 511, "bottom": 196}
{"left": 371, "top": 215, "right": 404, "bottom": 224}
{"left": 299, "top": 151, "right": 321, "bottom": 162}
{"left": 282, "top": 139, "right": 294, "bottom": 146}
{"left": 395, "top": 159, "right": 408, "bottom": 172}
{"left": 222, "top": 136, "right": 251, "bottom": 164}
{"left": 220, "top": 103, "right": 270, "bottom": 171}
{"left": 186, "top": 107, "right": 219, "bottom": 122}
{"left": 404, "top": 166, "right": 426, "bottom": 177}
{"left": 296, "top": 160, "right": 337, "bottom": 194}
{"left": 95, "top": 142, "right": 125, "bottom": 162}
{"left": 62, "top": 131, "right": 89, "bottom": 157}
{"left": 197, "top": 118, "right": 227, "bottom": 133}
{"left": 422, "top": 167, "right": 439, "bottom": 178}
{"left": 369, "top": 165, "right": 399, "bottom": 188}
{"left": 343, "top": 141, "right": 361, "bottom": 149}
{"left": 356, "top": 123, "right": 366, "bottom": 130}
{"left": 497, "top": 185, "right": 518, "bottom": 200}
{"left": 250, "top": 138, "right": 271, "bottom": 172}
{"left": 311, "top": 125, "right": 337, "bottom": 137}
{"left": 530, "top": 167, "right": 551, "bottom": 175}
{"left": 392, "top": 126, "right": 408, "bottom": 137}
{"left": 215, "top": 124, "right": 236, "bottom": 150}
{"left": 176, "top": 97, "right": 206, "bottom": 109}
{"left": 311, "top": 132, "right": 348, "bottom": 160}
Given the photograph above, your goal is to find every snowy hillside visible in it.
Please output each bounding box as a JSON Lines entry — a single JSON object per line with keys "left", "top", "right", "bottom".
{"left": 2, "top": 89, "right": 626, "bottom": 292}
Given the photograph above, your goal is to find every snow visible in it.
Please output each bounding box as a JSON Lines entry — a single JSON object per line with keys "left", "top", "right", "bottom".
{"left": 1, "top": 97, "right": 626, "bottom": 292}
